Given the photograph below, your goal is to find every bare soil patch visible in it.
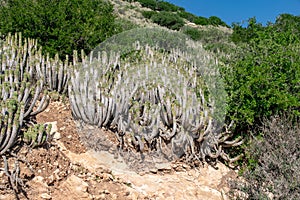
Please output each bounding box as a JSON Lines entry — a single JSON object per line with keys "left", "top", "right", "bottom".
{"left": 0, "top": 99, "right": 237, "bottom": 200}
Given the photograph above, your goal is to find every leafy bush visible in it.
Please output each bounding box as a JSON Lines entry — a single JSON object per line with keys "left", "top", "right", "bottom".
{"left": 134, "top": 0, "right": 184, "bottom": 12}
{"left": 182, "top": 26, "right": 233, "bottom": 53}
{"left": 186, "top": 15, "right": 228, "bottom": 27}
{"left": 207, "top": 16, "right": 228, "bottom": 27}
{"left": 230, "top": 18, "right": 264, "bottom": 43}
{"left": 229, "top": 114, "right": 300, "bottom": 199}
{"left": 141, "top": 10, "right": 156, "bottom": 19}
{"left": 231, "top": 15, "right": 300, "bottom": 44}
{"left": 155, "top": 1, "right": 183, "bottom": 12}
{"left": 182, "top": 27, "right": 203, "bottom": 40}
{"left": 0, "top": 0, "right": 122, "bottom": 59}
{"left": 178, "top": 11, "right": 198, "bottom": 22}
{"left": 194, "top": 16, "right": 209, "bottom": 25}
{"left": 223, "top": 15, "right": 300, "bottom": 132}
{"left": 149, "top": 11, "right": 185, "bottom": 30}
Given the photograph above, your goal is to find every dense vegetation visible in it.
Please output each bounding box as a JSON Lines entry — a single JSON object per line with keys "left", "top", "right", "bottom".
{"left": 132, "top": 0, "right": 228, "bottom": 27}
{"left": 224, "top": 14, "right": 300, "bottom": 199}
{"left": 142, "top": 10, "right": 185, "bottom": 30}
{"left": 223, "top": 14, "right": 300, "bottom": 132}
{"left": 0, "top": 0, "right": 299, "bottom": 198}
{"left": 0, "top": 0, "right": 123, "bottom": 59}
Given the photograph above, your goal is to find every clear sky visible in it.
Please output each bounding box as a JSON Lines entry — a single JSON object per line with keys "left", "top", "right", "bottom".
{"left": 167, "top": 0, "right": 300, "bottom": 26}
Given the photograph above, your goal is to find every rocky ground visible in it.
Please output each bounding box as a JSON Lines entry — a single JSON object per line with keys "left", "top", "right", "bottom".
{"left": 0, "top": 99, "right": 238, "bottom": 200}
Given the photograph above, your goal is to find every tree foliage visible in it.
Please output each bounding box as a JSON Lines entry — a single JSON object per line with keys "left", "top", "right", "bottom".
{"left": 223, "top": 14, "right": 300, "bottom": 132}
{"left": 142, "top": 11, "right": 185, "bottom": 30}
{"left": 0, "top": 0, "right": 122, "bottom": 59}
{"left": 133, "top": 0, "right": 184, "bottom": 12}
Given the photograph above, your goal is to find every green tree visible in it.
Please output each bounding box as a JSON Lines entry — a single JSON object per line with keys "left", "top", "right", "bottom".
{"left": 0, "top": 0, "right": 122, "bottom": 59}
{"left": 223, "top": 15, "right": 300, "bottom": 132}
{"left": 230, "top": 17, "right": 263, "bottom": 43}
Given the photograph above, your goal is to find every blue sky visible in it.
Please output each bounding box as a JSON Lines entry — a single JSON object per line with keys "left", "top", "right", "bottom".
{"left": 167, "top": 0, "right": 300, "bottom": 26}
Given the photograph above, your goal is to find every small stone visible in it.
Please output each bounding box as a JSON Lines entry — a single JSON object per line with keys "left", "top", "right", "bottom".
{"left": 111, "top": 193, "right": 118, "bottom": 199}
{"left": 155, "top": 163, "right": 172, "bottom": 171}
{"left": 94, "top": 194, "right": 106, "bottom": 200}
{"left": 102, "top": 173, "right": 113, "bottom": 181}
{"left": 45, "top": 121, "right": 57, "bottom": 135}
{"left": 101, "top": 189, "right": 110, "bottom": 194}
{"left": 52, "top": 132, "right": 61, "bottom": 140}
{"left": 0, "top": 171, "right": 5, "bottom": 178}
{"left": 33, "top": 176, "right": 44, "bottom": 182}
{"left": 182, "top": 164, "right": 189, "bottom": 169}
{"left": 41, "top": 193, "right": 52, "bottom": 199}
{"left": 139, "top": 171, "right": 146, "bottom": 176}
{"left": 149, "top": 168, "right": 158, "bottom": 174}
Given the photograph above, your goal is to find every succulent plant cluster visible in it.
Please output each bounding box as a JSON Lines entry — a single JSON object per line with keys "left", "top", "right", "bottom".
{"left": 0, "top": 32, "right": 70, "bottom": 155}
{"left": 0, "top": 32, "right": 67, "bottom": 195}
{"left": 69, "top": 28, "right": 243, "bottom": 163}
{"left": 23, "top": 123, "right": 52, "bottom": 148}
{"left": 1, "top": 29, "right": 243, "bottom": 173}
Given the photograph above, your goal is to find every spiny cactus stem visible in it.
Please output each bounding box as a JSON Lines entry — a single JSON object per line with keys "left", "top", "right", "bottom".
{"left": 68, "top": 90, "right": 81, "bottom": 120}
{"left": 57, "top": 62, "right": 64, "bottom": 92}
{"left": 0, "top": 122, "right": 19, "bottom": 155}
{"left": 47, "top": 60, "right": 53, "bottom": 90}
{"left": 0, "top": 111, "right": 14, "bottom": 153}
{"left": 23, "top": 80, "right": 43, "bottom": 118}
{"left": 30, "top": 94, "right": 50, "bottom": 116}
{"left": 36, "top": 125, "right": 45, "bottom": 145}
{"left": 0, "top": 112, "right": 8, "bottom": 145}
{"left": 103, "top": 97, "right": 114, "bottom": 127}
{"left": 21, "top": 82, "right": 31, "bottom": 104}
{"left": 96, "top": 100, "right": 104, "bottom": 127}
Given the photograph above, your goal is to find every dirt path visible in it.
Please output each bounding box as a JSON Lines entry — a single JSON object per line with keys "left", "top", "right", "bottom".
{"left": 0, "top": 100, "right": 237, "bottom": 200}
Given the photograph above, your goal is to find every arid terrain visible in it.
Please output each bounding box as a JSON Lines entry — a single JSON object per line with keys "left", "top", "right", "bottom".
{"left": 0, "top": 99, "right": 237, "bottom": 200}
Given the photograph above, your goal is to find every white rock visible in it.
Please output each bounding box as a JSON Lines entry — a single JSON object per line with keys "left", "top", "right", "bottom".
{"left": 45, "top": 121, "right": 58, "bottom": 139}
{"left": 40, "top": 193, "right": 52, "bottom": 199}
{"left": 52, "top": 131, "right": 61, "bottom": 140}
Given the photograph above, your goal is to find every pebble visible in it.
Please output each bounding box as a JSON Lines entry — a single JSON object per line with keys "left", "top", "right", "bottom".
{"left": 53, "top": 132, "right": 61, "bottom": 140}
{"left": 40, "top": 193, "right": 52, "bottom": 199}
{"left": 149, "top": 168, "right": 158, "bottom": 174}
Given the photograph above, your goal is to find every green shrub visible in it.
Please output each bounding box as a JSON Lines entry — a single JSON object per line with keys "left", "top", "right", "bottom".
{"left": 150, "top": 11, "right": 185, "bottom": 30}
{"left": 207, "top": 16, "right": 228, "bottom": 27}
{"left": 155, "top": 1, "right": 184, "bottom": 12}
{"left": 0, "top": 0, "right": 122, "bottom": 59}
{"left": 141, "top": 10, "right": 156, "bottom": 19}
{"left": 182, "top": 26, "right": 233, "bottom": 53}
{"left": 230, "top": 18, "right": 264, "bottom": 43}
{"left": 134, "top": 0, "right": 184, "bottom": 12}
{"left": 135, "top": 0, "right": 158, "bottom": 10}
{"left": 182, "top": 27, "right": 203, "bottom": 40}
{"left": 178, "top": 11, "right": 198, "bottom": 22}
{"left": 223, "top": 15, "right": 300, "bottom": 132}
{"left": 194, "top": 16, "right": 209, "bottom": 25}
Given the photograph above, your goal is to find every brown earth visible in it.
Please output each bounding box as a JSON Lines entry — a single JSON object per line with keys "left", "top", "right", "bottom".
{"left": 0, "top": 99, "right": 238, "bottom": 200}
